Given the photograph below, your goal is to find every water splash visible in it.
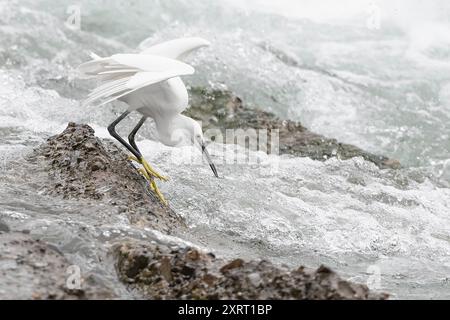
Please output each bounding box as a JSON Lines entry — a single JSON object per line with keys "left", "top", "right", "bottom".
{"left": 1, "top": 0, "right": 450, "bottom": 299}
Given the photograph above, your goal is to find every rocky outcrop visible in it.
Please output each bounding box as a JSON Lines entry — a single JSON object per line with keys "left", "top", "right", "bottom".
{"left": 3, "top": 122, "right": 388, "bottom": 300}
{"left": 0, "top": 232, "right": 114, "bottom": 299}
{"left": 0, "top": 220, "right": 9, "bottom": 233}
{"left": 114, "top": 240, "right": 387, "bottom": 300}
{"left": 186, "top": 88, "right": 400, "bottom": 169}
{"left": 28, "top": 122, "right": 183, "bottom": 233}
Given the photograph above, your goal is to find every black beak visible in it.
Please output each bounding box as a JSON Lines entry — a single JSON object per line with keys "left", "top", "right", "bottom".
{"left": 201, "top": 143, "right": 219, "bottom": 178}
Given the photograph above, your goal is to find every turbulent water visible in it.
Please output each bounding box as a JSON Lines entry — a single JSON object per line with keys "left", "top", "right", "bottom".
{"left": 1, "top": 0, "right": 450, "bottom": 299}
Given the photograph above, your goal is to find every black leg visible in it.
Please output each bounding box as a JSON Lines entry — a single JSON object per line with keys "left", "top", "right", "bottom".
{"left": 128, "top": 116, "right": 147, "bottom": 158}
{"left": 107, "top": 110, "right": 141, "bottom": 159}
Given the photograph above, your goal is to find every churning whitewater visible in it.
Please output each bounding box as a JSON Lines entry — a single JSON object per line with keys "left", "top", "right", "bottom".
{"left": 0, "top": 0, "right": 449, "bottom": 299}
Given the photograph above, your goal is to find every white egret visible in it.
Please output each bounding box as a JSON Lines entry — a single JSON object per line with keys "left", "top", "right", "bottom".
{"left": 78, "top": 37, "right": 218, "bottom": 205}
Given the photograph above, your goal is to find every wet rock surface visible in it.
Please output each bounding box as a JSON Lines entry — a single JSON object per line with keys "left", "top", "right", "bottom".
{"left": 186, "top": 88, "right": 400, "bottom": 169}
{"left": 0, "top": 232, "right": 114, "bottom": 299}
{"left": 0, "top": 118, "right": 387, "bottom": 299}
{"left": 27, "top": 122, "right": 183, "bottom": 233}
{"left": 114, "top": 240, "right": 387, "bottom": 300}
{"left": 0, "top": 119, "right": 389, "bottom": 300}
{"left": 0, "top": 220, "right": 9, "bottom": 233}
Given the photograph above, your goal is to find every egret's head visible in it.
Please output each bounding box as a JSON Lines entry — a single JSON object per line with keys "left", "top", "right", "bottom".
{"left": 174, "top": 116, "right": 219, "bottom": 178}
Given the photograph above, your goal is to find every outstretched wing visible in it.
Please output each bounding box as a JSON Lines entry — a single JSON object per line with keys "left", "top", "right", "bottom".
{"left": 78, "top": 54, "right": 194, "bottom": 107}
{"left": 140, "top": 37, "right": 210, "bottom": 61}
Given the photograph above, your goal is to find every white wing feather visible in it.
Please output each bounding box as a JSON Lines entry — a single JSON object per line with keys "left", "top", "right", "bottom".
{"left": 78, "top": 53, "right": 195, "bottom": 107}
{"left": 111, "top": 54, "right": 194, "bottom": 74}
{"left": 140, "top": 37, "right": 210, "bottom": 60}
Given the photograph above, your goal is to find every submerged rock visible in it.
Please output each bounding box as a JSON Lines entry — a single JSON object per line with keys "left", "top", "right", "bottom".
{"left": 0, "top": 232, "right": 114, "bottom": 299}
{"left": 114, "top": 240, "right": 387, "bottom": 300}
{"left": 0, "top": 220, "right": 9, "bottom": 233}
{"left": 186, "top": 88, "right": 400, "bottom": 169}
{"left": 28, "top": 122, "right": 183, "bottom": 233}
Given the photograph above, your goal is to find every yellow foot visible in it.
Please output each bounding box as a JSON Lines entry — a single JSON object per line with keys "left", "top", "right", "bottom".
{"left": 129, "top": 155, "right": 169, "bottom": 205}
{"left": 151, "top": 180, "right": 168, "bottom": 206}
{"left": 137, "top": 168, "right": 168, "bottom": 205}
{"left": 128, "top": 156, "right": 168, "bottom": 181}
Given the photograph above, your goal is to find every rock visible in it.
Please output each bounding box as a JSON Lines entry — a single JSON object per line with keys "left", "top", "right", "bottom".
{"left": 247, "top": 272, "right": 262, "bottom": 287}
{"left": 0, "top": 220, "right": 9, "bottom": 233}
{"left": 114, "top": 240, "right": 388, "bottom": 300}
{"left": 220, "top": 259, "right": 244, "bottom": 273}
{"left": 0, "top": 232, "right": 114, "bottom": 299}
{"left": 27, "top": 122, "right": 184, "bottom": 233}
{"left": 186, "top": 88, "right": 401, "bottom": 169}
{"left": 12, "top": 119, "right": 391, "bottom": 300}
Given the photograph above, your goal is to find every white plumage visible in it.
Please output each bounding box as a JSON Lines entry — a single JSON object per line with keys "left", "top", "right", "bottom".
{"left": 78, "top": 37, "right": 211, "bottom": 147}
{"left": 78, "top": 37, "right": 218, "bottom": 206}
{"left": 79, "top": 53, "right": 194, "bottom": 109}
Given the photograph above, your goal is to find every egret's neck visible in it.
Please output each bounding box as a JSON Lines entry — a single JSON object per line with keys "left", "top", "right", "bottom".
{"left": 154, "top": 114, "right": 190, "bottom": 147}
